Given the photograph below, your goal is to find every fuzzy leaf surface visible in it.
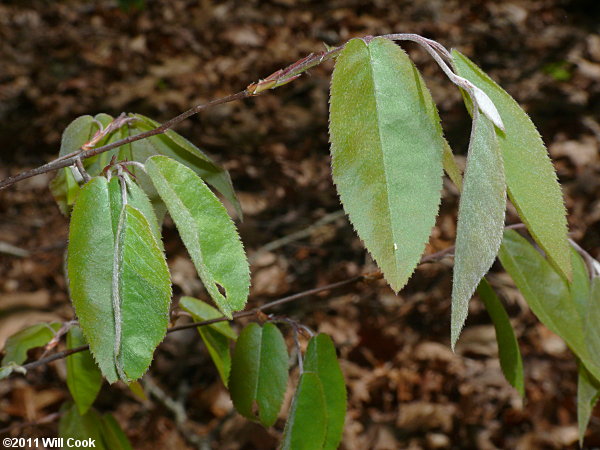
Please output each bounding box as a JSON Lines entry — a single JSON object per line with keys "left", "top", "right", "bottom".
{"left": 451, "top": 111, "right": 506, "bottom": 347}
{"left": 146, "top": 155, "right": 249, "bottom": 318}
{"left": 453, "top": 50, "right": 571, "bottom": 280}
{"left": 329, "top": 37, "right": 444, "bottom": 292}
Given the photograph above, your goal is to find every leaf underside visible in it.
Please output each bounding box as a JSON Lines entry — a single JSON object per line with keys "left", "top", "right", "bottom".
{"left": 451, "top": 110, "right": 506, "bottom": 347}
{"left": 68, "top": 176, "right": 171, "bottom": 383}
{"left": 329, "top": 37, "right": 444, "bottom": 292}
{"left": 453, "top": 50, "right": 571, "bottom": 281}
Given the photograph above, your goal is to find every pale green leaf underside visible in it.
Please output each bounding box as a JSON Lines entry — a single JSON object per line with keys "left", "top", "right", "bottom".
{"left": 68, "top": 177, "right": 171, "bottom": 383}
{"left": 281, "top": 372, "right": 327, "bottom": 450}
{"left": 228, "top": 323, "right": 288, "bottom": 427}
{"left": 329, "top": 37, "right": 444, "bottom": 292}
{"left": 477, "top": 278, "right": 524, "bottom": 396}
{"left": 146, "top": 156, "right": 249, "bottom": 318}
{"left": 498, "top": 230, "right": 600, "bottom": 380}
{"left": 66, "top": 326, "right": 103, "bottom": 415}
{"left": 451, "top": 111, "right": 506, "bottom": 347}
{"left": 452, "top": 50, "right": 571, "bottom": 280}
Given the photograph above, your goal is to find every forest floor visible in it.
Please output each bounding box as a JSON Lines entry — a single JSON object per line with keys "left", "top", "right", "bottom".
{"left": 1, "top": 1, "right": 600, "bottom": 448}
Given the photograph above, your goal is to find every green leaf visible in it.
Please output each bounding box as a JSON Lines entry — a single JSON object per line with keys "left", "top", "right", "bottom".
{"left": 442, "top": 143, "right": 463, "bottom": 191}
{"left": 570, "top": 248, "right": 591, "bottom": 318}
{"left": 130, "top": 114, "right": 242, "bottom": 219}
{"left": 68, "top": 176, "right": 171, "bottom": 383}
{"left": 329, "top": 37, "right": 444, "bottom": 292}
{"left": 584, "top": 277, "right": 600, "bottom": 380}
{"left": 0, "top": 322, "right": 61, "bottom": 379}
{"left": 228, "top": 322, "right": 288, "bottom": 427}
{"left": 59, "top": 402, "right": 106, "bottom": 450}
{"left": 498, "top": 230, "right": 600, "bottom": 380}
{"left": 100, "top": 413, "right": 134, "bottom": 450}
{"left": 577, "top": 362, "right": 600, "bottom": 447}
{"left": 281, "top": 372, "right": 327, "bottom": 450}
{"left": 477, "top": 278, "right": 524, "bottom": 396}
{"left": 303, "top": 334, "right": 346, "bottom": 450}
{"left": 146, "top": 155, "right": 249, "bottom": 318}
{"left": 452, "top": 50, "right": 571, "bottom": 280}
{"left": 180, "top": 296, "right": 236, "bottom": 385}
{"left": 451, "top": 110, "right": 506, "bottom": 347}
{"left": 67, "top": 326, "right": 103, "bottom": 415}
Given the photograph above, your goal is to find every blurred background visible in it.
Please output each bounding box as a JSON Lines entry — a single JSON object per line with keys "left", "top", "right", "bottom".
{"left": 1, "top": 0, "right": 599, "bottom": 448}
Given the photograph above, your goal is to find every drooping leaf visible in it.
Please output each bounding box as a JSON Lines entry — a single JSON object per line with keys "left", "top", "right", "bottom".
{"left": 59, "top": 401, "right": 106, "bottom": 450}
{"left": 67, "top": 326, "right": 103, "bottom": 415}
{"left": 329, "top": 37, "right": 444, "bottom": 292}
{"left": 569, "top": 248, "right": 591, "bottom": 318}
{"left": 451, "top": 110, "right": 506, "bottom": 347}
{"left": 498, "top": 230, "right": 600, "bottom": 380}
{"left": 577, "top": 362, "right": 600, "bottom": 447}
{"left": 180, "top": 296, "right": 236, "bottom": 385}
{"left": 281, "top": 372, "right": 327, "bottom": 450}
{"left": 100, "top": 413, "right": 134, "bottom": 450}
{"left": 68, "top": 176, "right": 171, "bottom": 383}
{"left": 129, "top": 114, "right": 242, "bottom": 219}
{"left": 442, "top": 143, "right": 463, "bottom": 191}
{"left": 303, "top": 334, "right": 347, "bottom": 450}
{"left": 228, "top": 322, "right": 288, "bottom": 427}
{"left": 453, "top": 50, "right": 571, "bottom": 280}
{"left": 0, "top": 322, "right": 61, "bottom": 379}
{"left": 584, "top": 277, "right": 600, "bottom": 381}
{"left": 146, "top": 155, "right": 249, "bottom": 318}
{"left": 477, "top": 278, "right": 524, "bottom": 396}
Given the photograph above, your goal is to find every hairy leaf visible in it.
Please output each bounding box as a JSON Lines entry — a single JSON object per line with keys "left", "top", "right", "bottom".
{"left": 281, "top": 372, "right": 327, "bottom": 450}
{"left": 304, "top": 334, "right": 347, "bottom": 450}
{"left": 228, "top": 323, "right": 288, "bottom": 427}
{"left": 329, "top": 37, "right": 444, "bottom": 292}
{"left": 453, "top": 50, "right": 571, "bottom": 280}
{"left": 68, "top": 176, "right": 171, "bottom": 383}
{"left": 498, "top": 230, "right": 600, "bottom": 379}
{"left": 67, "top": 326, "right": 103, "bottom": 415}
{"left": 577, "top": 362, "right": 600, "bottom": 446}
{"left": 180, "top": 296, "right": 236, "bottom": 385}
{"left": 477, "top": 278, "right": 524, "bottom": 396}
{"left": 146, "top": 155, "right": 249, "bottom": 318}
{"left": 0, "top": 322, "right": 61, "bottom": 379}
{"left": 451, "top": 110, "right": 506, "bottom": 347}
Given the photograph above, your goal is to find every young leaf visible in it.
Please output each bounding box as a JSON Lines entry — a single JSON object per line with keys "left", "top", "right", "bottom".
{"left": 130, "top": 114, "right": 242, "bottom": 219}
{"left": 577, "top": 362, "right": 600, "bottom": 447}
{"left": 68, "top": 176, "right": 171, "bottom": 383}
{"left": 228, "top": 323, "right": 288, "bottom": 427}
{"left": 329, "top": 37, "right": 444, "bottom": 292}
{"left": 498, "top": 230, "right": 600, "bottom": 380}
{"left": 281, "top": 372, "right": 327, "bottom": 450}
{"left": 116, "top": 205, "right": 171, "bottom": 381}
{"left": 67, "top": 326, "right": 103, "bottom": 415}
{"left": 0, "top": 322, "right": 61, "bottom": 379}
{"left": 452, "top": 50, "right": 571, "bottom": 280}
{"left": 303, "top": 334, "right": 347, "bottom": 450}
{"left": 146, "top": 155, "right": 249, "bottom": 318}
{"left": 59, "top": 402, "right": 106, "bottom": 450}
{"left": 442, "top": 143, "right": 463, "bottom": 191}
{"left": 451, "top": 110, "right": 506, "bottom": 347}
{"left": 180, "top": 296, "right": 236, "bottom": 385}
{"left": 100, "top": 413, "right": 134, "bottom": 450}
{"left": 477, "top": 278, "right": 524, "bottom": 396}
